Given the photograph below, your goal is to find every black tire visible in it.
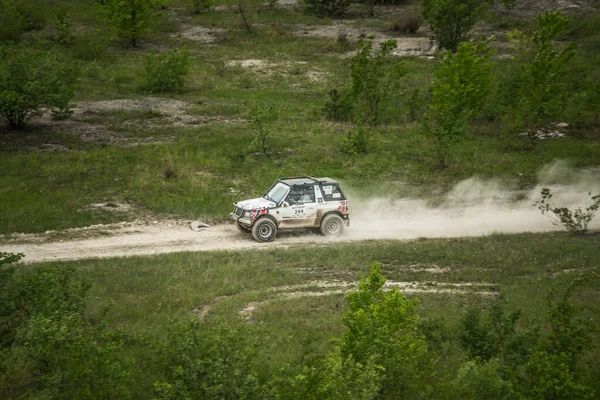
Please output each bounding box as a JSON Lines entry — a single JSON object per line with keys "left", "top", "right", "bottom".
{"left": 236, "top": 220, "right": 251, "bottom": 234}
{"left": 251, "top": 218, "right": 277, "bottom": 242}
{"left": 320, "top": 214, "right": 344, "bottom": 236}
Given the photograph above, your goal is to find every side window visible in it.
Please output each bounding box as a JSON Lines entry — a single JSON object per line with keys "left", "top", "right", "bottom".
{"left": 321, "top": 184, "right": 345, "bottom": 201}
{"left": 286, "top": 185, "right": 315, "bottom": 204}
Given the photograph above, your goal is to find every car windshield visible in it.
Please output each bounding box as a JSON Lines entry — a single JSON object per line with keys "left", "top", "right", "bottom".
{"left": 264, "top": 182, "right": 289, "bottom": 204}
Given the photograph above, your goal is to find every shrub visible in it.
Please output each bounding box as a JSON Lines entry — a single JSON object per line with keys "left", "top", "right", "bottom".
{"left": 391, "top": 9, "right": 423, "bottom": 34}
{"left": 100, "top": 0, "right": 165, "bottom": 47}
{"left": 138, "top": 49, "right": 190, "bottom": 94}
{"left": 72, "top": 29, "right": 111, "bottom": 61}
{"left": 191, "top": 0, "right": 213, "bottom": 14}
{"left": 506, "top": 10, "right": 577, "bottom": 136}
{"left": 422, "top": 38, "right": 494, "bottom": 167}
{"left": 421, "top": 0, "right": 486, "bottom": 52}
{"left": 322, "top": 88, "right": 352, "bottom": 122}
{"left": 250, "top": 104, "right": 280, "bottom": 155}
{"left": 0, "top": 44, "right": 76, "bottom": 129}
{"left": 342, "top": 124, "right": 371, "bottom": 155}
{"left": 303, "top": 0, "right": 350, "bottom": 18}
{"left": 349, "top": 39, "right": 405, "bottom": 125}
{"left": 535, "top": 188, "right": 600, "bottom": 234}
{"left": 340, "top": 262, "right": 432, "bottom": 398}
{"left": 52, "top": 7, "right": 75, "bottom": 45}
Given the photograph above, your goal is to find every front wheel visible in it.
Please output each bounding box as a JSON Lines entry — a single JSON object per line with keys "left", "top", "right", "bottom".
{"left": 320, "top": 214, "right": 345, "bottom": 236}
{"left": 252, "top": 218, "right": 277, "bottom": 242}
{"left": 236, "top": 220, "right": 251, "bottom": 234}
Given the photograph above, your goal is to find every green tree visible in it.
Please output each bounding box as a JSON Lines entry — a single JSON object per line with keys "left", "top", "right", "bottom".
{"left": 421, "top": 0, "right": 486, "bottom": 52}
{"left": 100, "top": 0, "right": 165, "bottom": 47}
{"left": 0, "top": 265, "right": 131, "bottom": 399}
{"left": 507, "top": 10, "right": 577, "bottom": 136}
{"left": 339, "top": 262, "right": 432, "bottom": 398}
{"left": 0, "top": 44, "right": 76, "bottom": 130}
{"left": 423, "top": 39, "right": 494, "bottom": 168}
{"left": 250, "top": 104, "right": 280, "bottom": 156}
{"left": 349, "top": 38, "right": 405, "bottom": 125}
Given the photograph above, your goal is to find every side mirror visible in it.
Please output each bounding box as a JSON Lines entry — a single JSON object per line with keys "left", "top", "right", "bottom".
{"left": 283, "top": 201, "right": 289, "bottom": 208}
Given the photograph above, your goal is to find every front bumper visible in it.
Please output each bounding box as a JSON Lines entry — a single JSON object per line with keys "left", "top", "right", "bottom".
{"left": 230, "top": 210, "right": 252, "bottom": 226}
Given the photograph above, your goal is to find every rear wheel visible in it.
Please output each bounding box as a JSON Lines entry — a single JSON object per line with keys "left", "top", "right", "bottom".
{"left": 320, "top": 214, "right": 344, "bottom": 236}
{"left": 251, "top": 218, "right": 277, "bottom": 242}
{"left": 236, "top": 220, "right": 251, "bottom": 234}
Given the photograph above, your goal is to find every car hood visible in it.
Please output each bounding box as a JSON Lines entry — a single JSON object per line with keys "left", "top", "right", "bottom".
{"left": 236, "top": 197, "right": 276, "bottom": 210}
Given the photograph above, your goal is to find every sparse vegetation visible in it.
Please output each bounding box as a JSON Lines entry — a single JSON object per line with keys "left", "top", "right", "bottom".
{"left": 100, "top": 0, "right": 165, "bottom": 47}
{"left": 138, "top": 49, "right": 190, "bottom": 94}
{"left": 0, "top": 45, "right": 75, "bottom": 129}
{"left": 535, "top": 188, "right": 600, "bottom": 234}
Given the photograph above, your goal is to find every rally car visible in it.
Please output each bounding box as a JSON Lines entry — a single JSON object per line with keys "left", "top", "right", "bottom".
{"left": 230, "top": 176, "right": 350, "bottom": 242}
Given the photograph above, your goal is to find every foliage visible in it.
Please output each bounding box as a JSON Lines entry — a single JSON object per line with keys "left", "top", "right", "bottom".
{"left": 250, "top": 104, "right": 280, "bottom": 155}
{"left": 452, "top": 359, "right": 514, "bottom": 400}
{"left": 342, "top": 123, "right": 371, "bottom": 155}
{"left": 421, "top": 0, "right": 486, "bottom": 52}
{"left": 139, "top": 49, "right": 190, "bottom": 94}
{"left": 349, "top": 39, "right": 405, "bottom": 125}
{"left": 391, "top": 8, "right": 423, "bottom": 34}
{"left": 423, "top": 39, "right": 494, "bottom": 167}
{"left": 322, "top": 88, "right": 353, "bottom": 122}
{"left": 288, "top": 349, "right": 382, "bottom": 400}
{"left": 100, "top": 0, "right": 165, "bottom": 47}
{"left": 191, "top": 0, "right": 213, "bottom": 14}
{"left": 154, "top": 321, "right": 274, "bottom": 399}
{"left": 535, "top": 188, "right": 600, "bottom": 234}
{"left": 0, "top": 252, "right": 24, "bottom": 349}
{"left": 0, "top": 265, "right": 131, "bottom": 400}
{"left": 339, "top": 262, "right": 432, "bottom": 398}
{"left": 303, "top": 0, "right": 350, "bottom": 18}
{"left": 0, "top": 44, "right": 76, "bottom": 130}
{"left": 53, "top": 6, "right": 75, "bottom": 45}
{"left": 457, "top": 296, "right": 536, "bottom": 374}
{"left": 518, "top": 276, "right": 597, "bottom": 399}
{"left": 507, "top": 10, "right": 577, "bottom": 136}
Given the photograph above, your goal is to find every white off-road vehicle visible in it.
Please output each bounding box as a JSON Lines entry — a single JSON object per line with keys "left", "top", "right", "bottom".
{"left": 230, "top": 176, "right": 350, "bottom": 242}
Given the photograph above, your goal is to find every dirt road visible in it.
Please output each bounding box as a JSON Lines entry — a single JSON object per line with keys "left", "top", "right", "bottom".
{"left": 1, "top": 221, "right": 331, "bottom": 264}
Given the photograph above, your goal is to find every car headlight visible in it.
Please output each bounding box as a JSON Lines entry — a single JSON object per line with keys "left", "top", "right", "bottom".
{"left": 243, "top": 211, "right": 251, "bottom": 218}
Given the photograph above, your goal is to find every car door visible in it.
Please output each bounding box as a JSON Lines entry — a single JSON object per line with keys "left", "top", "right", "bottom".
{"left": 279, "top": 185, "right": 318, "bottom": 229}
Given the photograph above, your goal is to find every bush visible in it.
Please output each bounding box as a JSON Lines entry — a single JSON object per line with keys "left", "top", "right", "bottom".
{"left": 322, "top": 88, "right": 353, "bottom": 122}
{"left": 423, "top": 39, "right": 494, "bottom": 167}
{"left": 535, "top": 188, "right": 600, "bottom": 234}
{"left": 138, "top": 49, "right": 190, "bottom": 94}
{"left": 391, "top": 8, "right": 423, "bottom": 34}
{"left": 250, "top": 104, "right": 280, "bottom": 155}
{"left": 72, "top": 29, "right": 111, "bottom": 61}
{"left": 342, "top": 124, "right": 371, "bottom": 155}
{"left": 421, "top": 0, "right": 486, "bottom": 52}
{"left": 303, "top": 0, "right": 350, "bottom": 17}
{"left": 0, "top": 44, "right": 76, "bottom": 129}
{"left": 100, "top": 0, "right": 165, "bottom": 47}
{"left": 191, "top": 0, "right": 213, "bottom": 14}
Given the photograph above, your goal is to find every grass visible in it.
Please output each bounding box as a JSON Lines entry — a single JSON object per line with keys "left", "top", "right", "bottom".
{"left": 0, "top": 2, "right": 599, "bottom": 236}
{"left": 22, "top": 232, "right": 598, "bottom": 397}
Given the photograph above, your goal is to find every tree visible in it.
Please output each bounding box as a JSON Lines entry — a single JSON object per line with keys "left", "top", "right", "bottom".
{"left": 0, "top": 45, "right": 75, "bottom": 130}
{"left": 507, "top": 10, "right": 577, "bottom": 136}
{"left": 100, "top": 0, "right": 165, "bottom": 47}
{"left": 339, "top": 262, "right": 432, "bottom": 398}
{"left": 421, "top": 0, "right": 486, "bottom": 52}
{"left": 423, "top": 39, "right": 494, "bottom": 167}
{"left": 349, "top": 38, "right": 405, "bottom": 125}
{"left": 250, "top": 104, "right": 280, "bottom": 156}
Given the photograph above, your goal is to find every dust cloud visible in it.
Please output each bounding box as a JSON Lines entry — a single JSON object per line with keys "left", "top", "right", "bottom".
{"left": 347, "top": 160, "right": 600, "bottom": 240}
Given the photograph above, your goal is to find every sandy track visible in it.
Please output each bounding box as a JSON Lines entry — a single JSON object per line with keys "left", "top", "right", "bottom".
{"left": 0, "top": 222, "right": 346, "bottom": 264}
